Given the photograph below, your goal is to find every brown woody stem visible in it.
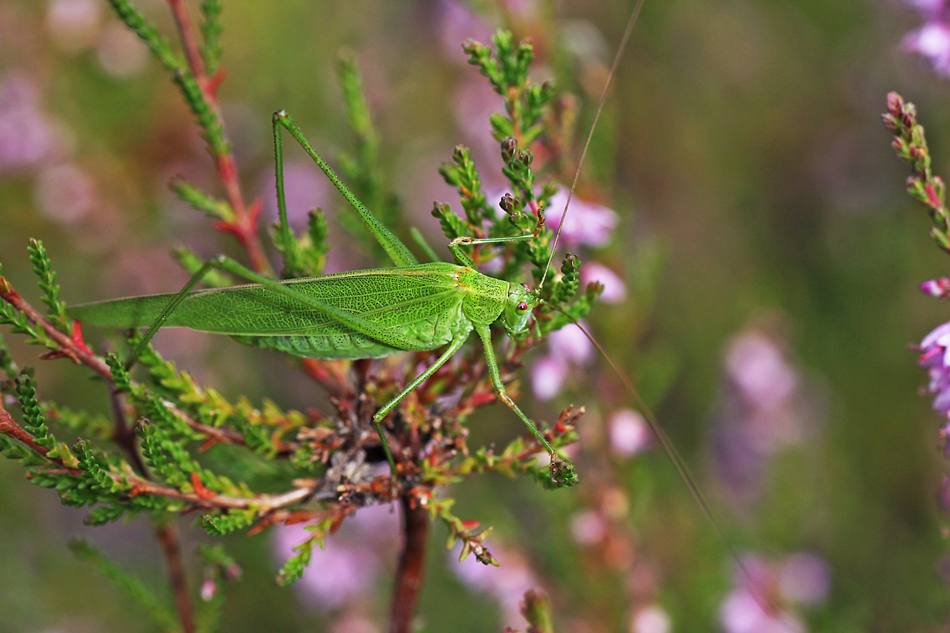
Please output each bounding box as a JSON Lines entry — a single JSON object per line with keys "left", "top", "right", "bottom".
{"left": 389, "top": 494, "right": 429, "bottom": 633}
{"left": 155, "top": 522, "right": 194, "bottom": 633}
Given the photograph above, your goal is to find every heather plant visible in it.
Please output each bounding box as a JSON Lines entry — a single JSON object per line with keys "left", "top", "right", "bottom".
{"left": 0, "top": 2, "right": 640, "bottom": 632}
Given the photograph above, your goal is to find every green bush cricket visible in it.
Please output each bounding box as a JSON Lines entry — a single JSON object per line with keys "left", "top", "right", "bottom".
{"left": 68, "top": 111, "right": 582, "bottom": 486}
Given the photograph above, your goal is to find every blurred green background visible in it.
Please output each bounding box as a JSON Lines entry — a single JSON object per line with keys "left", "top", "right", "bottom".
{"left": 2, "top": 0, "right": 950, "bottom": 631}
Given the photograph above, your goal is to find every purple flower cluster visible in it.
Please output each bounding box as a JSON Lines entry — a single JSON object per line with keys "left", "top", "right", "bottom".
{"left": 719, "top": 552, "right": 830, "bottom": 633}
{"left": 919, "top": 321, "right": 950, "bottom": 429}
{"left": 903, "top": 0, "right": 950, "bottom": 76}
{"left": 272, "top": 505, "right": 399, "bottom": 611}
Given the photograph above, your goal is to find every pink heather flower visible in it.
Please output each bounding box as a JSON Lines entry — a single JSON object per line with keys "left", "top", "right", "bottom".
{"left": 0, "top": 74, "right": 60, "bottom": 173}
{"left": 778, "top": 552, "right": 831, "bottom": 607}
{"left": 45, "top": 0, "right": 102, "bottom": 55}
{"left": 919, "top": 321, "right": 950, "bottom": 416}
{"left": 720, "top": 589, "right": 803, "bottom": 633}
{"left": 904, "top": 21, "right": 950, "bottom": 76}
{"left": 580, "top": 261, "right": 627, "bottom": 303}
{"left": 548, "top": 322, "right": 594, "bottom": 364}
{"left": 570, "top": 510, "right": 607, "bottom": 545}
{"left": 273, "top": 524, "right": 379, "bottom": 610}
{"left": 272, "top": 505, "right": 398, "bottom": 611}
{"left": 35, "top": 163, "right": 98, "bottom": 223}
{"left": 531, "top": 354, "right": 569, "bottom": 400}
{"left": 720, "top": 553, "right": 828, "bottom": 633}
{"left": 725, "top": 332, "right": 797, "bottom": 414}
{"left": 96, "top": 21, "right": 149, "bottom": 78}
{"left": 530, "top": 323, "right": 594, "bottom": 400}
{"left": 546, "top": 189, "right": 618, "bottom": 248}
{"left": 630, "top": 605, "right": 671, "bottom": 633}
{"left": 908, "top": 0, "right": 949, "bottom": 19}
{"left": 921, "top": 278, "right": 950, "bottom": 298}
{"left": 258, "top": 159, "right": 331, "bottom": 230}
{"left": 200, "top": 577, "right": 217, "bottom": 602}
{"left": 608, "top": 409, "right": 652, "bottom": 457}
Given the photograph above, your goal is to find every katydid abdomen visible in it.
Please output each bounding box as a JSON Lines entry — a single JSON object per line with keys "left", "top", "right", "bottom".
{"left": 67, "top": 262, "right": 504, "bottom": 360}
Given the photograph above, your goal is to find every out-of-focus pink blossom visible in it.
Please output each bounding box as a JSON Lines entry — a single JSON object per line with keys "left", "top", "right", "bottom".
{"left": 45, "top": 0, "right": 102, "bottom": 54}
{"left": 921, "top": 277, "right": 950, "bottom": 297}
{"left": 273, "top": 525, "right": 379, "bottom": 610}
{"left": 909, "top": 0, "right": 948, "bottom": 16}
{"left": 200, "top": 577, "right": 217, "bottom": 602}
{"left": 570, "top": 510, "right": 607, "bottom": 545}
{"left": 0, "top": 74, "right": 60, "bottom": 174}
{"left": 272, "top": 505, "right": 398, "bottom": 611}
{"left": 329, "top": 613, "right": 379, "bottom": 633}
{"left": 719, "top": 553, "right": 829, "bottom": 633}
{"left": 548, "top": 322, "right": 594, "bottom": 364}
{"left": 714, "top": 328, "right": 813, "bottom": 507}
{"left": 630, "top": 605, "right": 671, "bottom": 633}
{"left": 434, "top": 0, "right": 493, "bottom": 64}
{"left": 546, "top": 189, "right": 618, "bottom": 248}
{"left": 530, "top": 354, "right": 569, "bottom": 400}
{"left": 97, "top": 21, "right": 149, "bottom": 78}
{"left": 608, "top": 409, "right": 652, "bottom": 457}
{"left": 725, "top": 332, "right": 797, "bottom": 414}
{"left": 257, "top": 159, "right": 331, "bottom": 230}
{"left": 904, "top": 21, "right": 950, "bottom": 76}
{"left": 580, "top": 261, "right": 627, "bottom": 303}
{"left": 35, "top": 163, "right": 97, "bottom": 223}
{"left": 530, "top": 323, "right": 594, "bottom": 400}
{"left": 778, "top": 552, "right": 831, "bottom": 607}
{"left": 451, "top": 543, "right": 539, "bottom": 627}
{"left": 720, "top": 589, "right": 803, "bottom": 633}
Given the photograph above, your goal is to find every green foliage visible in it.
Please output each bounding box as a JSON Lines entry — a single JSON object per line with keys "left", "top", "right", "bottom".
{"left": 169, "top": 176, "right": 234, "bottom": 223}
{"left": 27, "top": 239, "right": 69, "bottom": 332}
{"left": 884, "top": 92, "right": 950, "bottom": 252}
{"left": 107, "top": 0, "right": 230, "bottom": 158}
{"left": 69, "top": 539, "right": 179, "bottom": 631}
{"left": 199, "top": 0, "right": 224, "bottom": 76}
{"left": 15, "top": 373, "right": 54, "bottom": 450}
{"left": 464, "top": 31, "right": 556, "bottom": 144}
{"left": 106, "top": 0, "right": 184, "bottom": 72}
{"left": 275, "top": 517, "right": 333, "bottom": 586}
{"left": 201, "top": 509, "right": 256, "bottom": 536}
{"left": 172, "top": 70, "right": 230, "bottom": 157}
{"left": 0, "top": 298, "right": 56, "bottom": 352}
{"left": 0, "top": 332, "right": 17, "bottom": 381}
{"left": 273, "top": 208, "right": 330, "bottom": 279}
{"left": 552, "top": 253, "right": 580, "bottom": 305}
{"left": 332, "top": 52, "right": 400, "bottom": 261}
{"left": 440, "top": 145, "right": 492, "bottom": 228}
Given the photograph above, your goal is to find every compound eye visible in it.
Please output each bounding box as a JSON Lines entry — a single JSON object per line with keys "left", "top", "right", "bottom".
{"left": 517, "top": 301, "right": 529, "bottom": 312}
{"left": 521, "top": 283, "right": 531, "bottom": 291}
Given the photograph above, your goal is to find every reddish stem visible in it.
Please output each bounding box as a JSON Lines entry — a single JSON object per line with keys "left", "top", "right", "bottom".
{"left": 389, "top": 494, "right": 429, "bottom": 633}
{"left": 155, "top": 522, "right": 195, "bottom": 633}
{"left": 165, "top": 0, "right": 268, "bottom": 273}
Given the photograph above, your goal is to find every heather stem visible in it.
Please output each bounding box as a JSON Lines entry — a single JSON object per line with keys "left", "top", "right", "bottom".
{"left": 164, "top": 0, "right": 268, "bottom": 273}
{"left": 389, "top": 494, "right": 429, "bottom": 633}
{"left": 155, "top": 522, "right": 195, "bottom": 633}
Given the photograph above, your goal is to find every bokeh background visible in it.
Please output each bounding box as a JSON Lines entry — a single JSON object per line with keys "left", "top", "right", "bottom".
{"left": 2, "top": 0, "right": 950, "bottom": 631}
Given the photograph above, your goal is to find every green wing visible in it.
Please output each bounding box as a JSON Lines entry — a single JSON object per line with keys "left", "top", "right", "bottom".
{"left": 68, "top": 263, "right": 469, "bottom": 359}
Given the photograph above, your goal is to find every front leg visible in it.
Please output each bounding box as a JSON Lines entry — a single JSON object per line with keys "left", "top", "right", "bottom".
{"left": 473, "top": 323, "right": 578, "bottom": 487}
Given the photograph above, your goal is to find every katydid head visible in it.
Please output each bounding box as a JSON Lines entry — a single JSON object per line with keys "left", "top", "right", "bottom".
{"left": 502, "top": 282, "right": 540, "bottom": 339}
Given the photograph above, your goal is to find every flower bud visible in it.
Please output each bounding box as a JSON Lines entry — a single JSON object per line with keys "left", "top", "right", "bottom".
{"left": 501, "top": 137, "right": 517, "bottom": 163}
{"left": 920, "top": 278, "right": 950, "bottom": 298}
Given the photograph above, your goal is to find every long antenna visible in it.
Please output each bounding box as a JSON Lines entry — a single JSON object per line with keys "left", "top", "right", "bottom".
{"left": 536, "top": 5, "right": 799, "bottom": 626}
{"left": 538, "top": 0, "right": 645, "bottom": 290}
{"left": 553, "top": 308, "right": 796, "bottom": 626}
